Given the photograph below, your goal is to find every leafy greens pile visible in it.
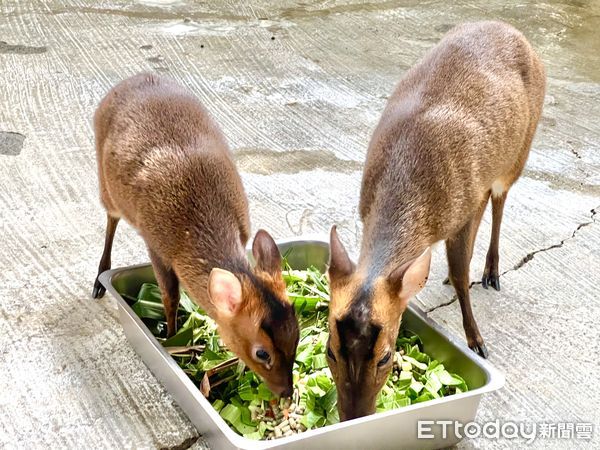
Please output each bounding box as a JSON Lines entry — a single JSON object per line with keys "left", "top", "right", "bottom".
{"left": 128, "top": 263, "right": 467, "bottom": 440}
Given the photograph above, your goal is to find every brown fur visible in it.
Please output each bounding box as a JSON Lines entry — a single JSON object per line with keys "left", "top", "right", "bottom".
{"left": 327, "top": 21, "right": 545, "bottom": 419}
{"left": 92, "top": 73, "right": 299, "bottom": 396}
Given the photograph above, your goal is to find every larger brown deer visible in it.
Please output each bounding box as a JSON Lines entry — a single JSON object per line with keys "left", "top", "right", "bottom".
{"left": 91, "top": 73, "right": 299, "bottom": 396}
{"left": 326, "top": 21, "right": 545, "bottom": 420}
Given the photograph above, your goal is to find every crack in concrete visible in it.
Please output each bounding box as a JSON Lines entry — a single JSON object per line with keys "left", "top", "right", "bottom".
{"left": 425, "top": 207, "right": 598, "bottom": 314}
{"left": 425, "top": 278, "right": 480, "bottom": 313}
{"left": 566, "top": 140, "right": 582, "bottom": 159}
{"left": 159, "top": 435, "right": 201, "bottom": 450}
{"left": 425, "top": 295, "right": 458, "bottom": 313}
{"left": 507, "top": 206, "right": 597, "bottom": 273}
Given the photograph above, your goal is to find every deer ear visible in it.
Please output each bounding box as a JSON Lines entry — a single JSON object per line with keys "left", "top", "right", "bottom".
{"left": 328, "top": 225, "right": 355, "bottom": 281}
{"left": 252, "top": 229, "right": 282, "bottom": 276}
{"left": 208, "top": 268, "right": 243, "bottom": 317}
{"left": 387, "top": 247, "right": 431, "bottom": 301}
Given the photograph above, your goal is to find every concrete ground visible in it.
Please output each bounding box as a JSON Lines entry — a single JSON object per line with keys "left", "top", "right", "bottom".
{"left": 1, "top": 0, "right": 598, "bottom": 448}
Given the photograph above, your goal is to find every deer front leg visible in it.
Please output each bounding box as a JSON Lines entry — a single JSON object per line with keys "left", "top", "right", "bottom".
{"left": 482, "top": 190, "right": 508, "bottom": 291}
{"left": 148, "top": 248, "right": 180, "bottom": 338}
{"left": 446, "top": 195, "right": 489, "bottom": 358}
{"left": 92, "top": 214, "right": 120, "bottom": 298}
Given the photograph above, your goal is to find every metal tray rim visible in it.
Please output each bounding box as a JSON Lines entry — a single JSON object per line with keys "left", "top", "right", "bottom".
{"left": 99, "top": 236, "right": 504, "bottom": 448}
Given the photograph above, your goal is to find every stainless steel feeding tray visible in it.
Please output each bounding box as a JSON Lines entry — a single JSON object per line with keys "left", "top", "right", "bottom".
{"left": 99, "top": 236, "right": 504, "bottom": 450}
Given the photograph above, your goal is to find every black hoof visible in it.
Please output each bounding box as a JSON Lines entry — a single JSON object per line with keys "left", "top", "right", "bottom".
{"left": 92, "top": 278, "right": 106, "bottom": 299}
{"left": 442, "top": 277, "right": 450, "bottom": 285}
{"left": 482, "top": 274, "right": 500, "bottom": 291}
{"left": 469, "top": 341, "right": 488, "bottom": 359}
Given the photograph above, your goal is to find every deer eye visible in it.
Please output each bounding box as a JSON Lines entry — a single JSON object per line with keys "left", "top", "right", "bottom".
{"left": 327, "top": 345, "right": 336, "bottom": 362}
{"left": 255, "top": 349, "right": 271, "bottom": 362}
{"left": 377, "top": 351, "right": 391, "bottom": 367}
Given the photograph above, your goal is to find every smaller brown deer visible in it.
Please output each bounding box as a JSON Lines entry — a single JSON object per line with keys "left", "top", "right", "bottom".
{"left": 327, "top": 21, "right": 545, "bottom": 420}
{"left": 91, "top": 73, "right": 299, "bottom": 397}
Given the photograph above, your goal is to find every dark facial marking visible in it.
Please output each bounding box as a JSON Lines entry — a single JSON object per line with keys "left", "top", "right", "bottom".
{"left": 336, "top": 314, "right": 381, "bottom": 384}
{"left": 347, "top": 283, "right": 373, "bottom": 324}
{"left": 337, "top": 280, "right": 381, "bottom": 377}
{"left": 334, "top": 283, "right": 382, "bottom": 384}
{"left": 255, "top": 277, "right": 299, "bottom": 364}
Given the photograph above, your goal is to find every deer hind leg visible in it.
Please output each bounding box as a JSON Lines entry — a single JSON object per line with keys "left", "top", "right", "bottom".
{"left": 92, "top": 214, "right": 120, "bottom": 298}
{"left": 482, "top": 181, "right": 509, "bottom": 291}
{"left": 148, "top": 248, "right": 180, "bottom": 338}
{"left": 446, "top": 192, "right": 490, "bottom": 358}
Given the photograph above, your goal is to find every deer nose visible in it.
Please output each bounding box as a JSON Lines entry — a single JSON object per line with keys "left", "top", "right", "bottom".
{"left": 340, "top": 409, "right": 364, "bottom": 422}
{"left": 338, "top": 390, "right": 376, "bottom": 421}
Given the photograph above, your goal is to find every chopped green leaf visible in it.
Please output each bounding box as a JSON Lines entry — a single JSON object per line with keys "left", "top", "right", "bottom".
{"left": 163, "top": 326, "right": 194, "bottom": 347}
